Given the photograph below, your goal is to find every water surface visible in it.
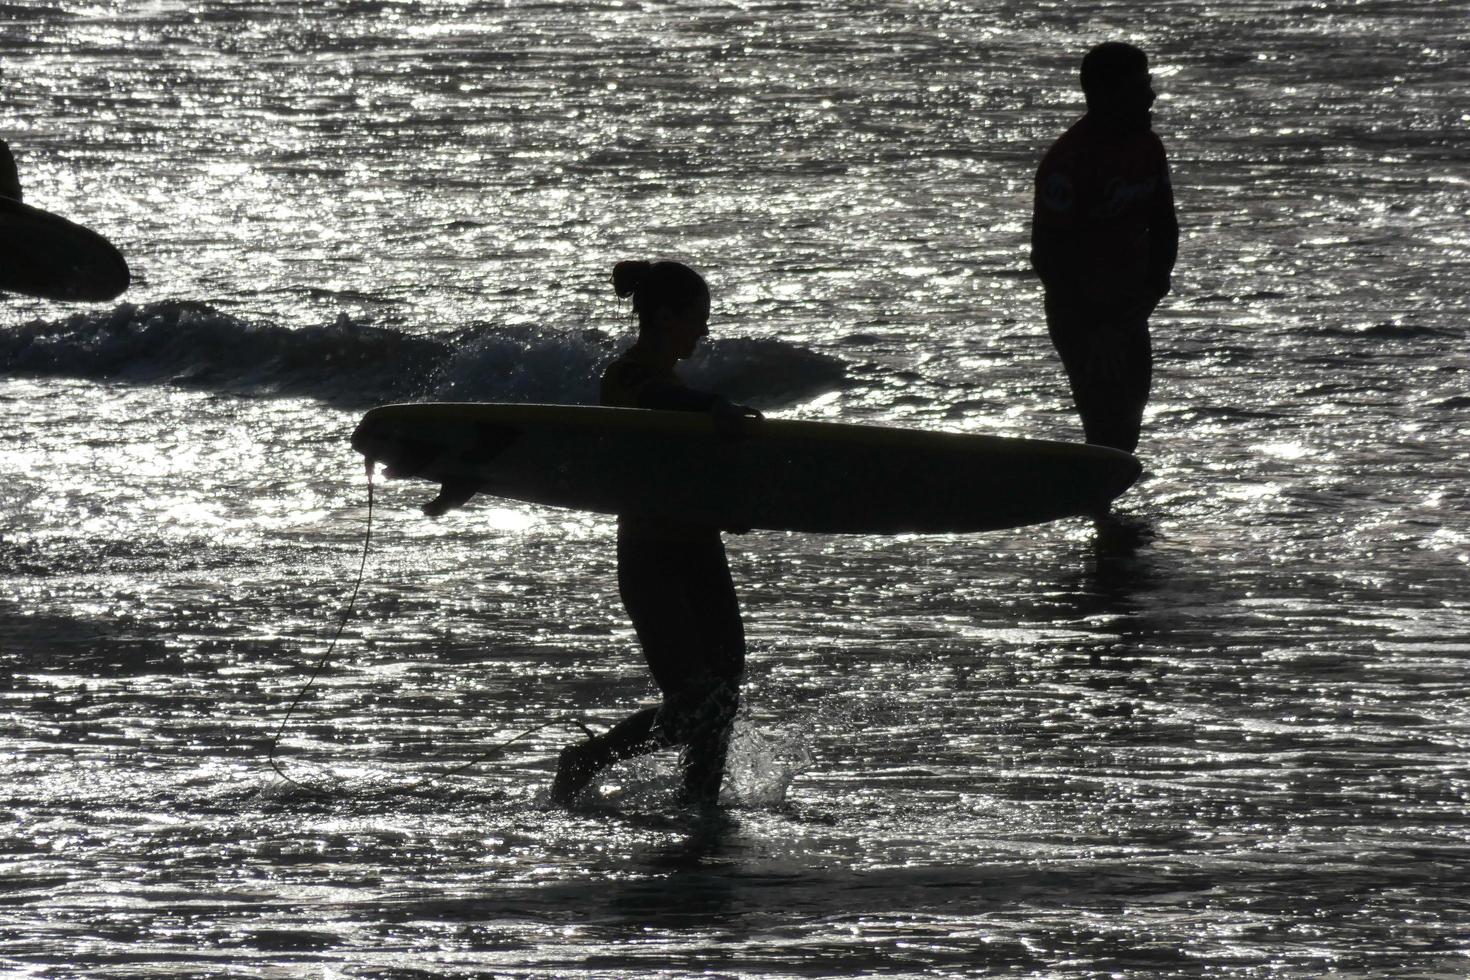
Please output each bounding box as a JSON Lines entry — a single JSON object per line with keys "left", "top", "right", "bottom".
{"left": 3, "top": 2, "right": 1469, "bottom": 976}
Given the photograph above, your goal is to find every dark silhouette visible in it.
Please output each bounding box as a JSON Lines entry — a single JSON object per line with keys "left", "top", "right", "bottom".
{"left": 0, "top": 137, "right": 20, "bottom": 202}
{"left": 1031, "top": 42, "right": 1178, "bottom": 456}
{"left": 551, "top": 260, "right": 760, "bottom": 809}
{"left": 0, "top": 135, "right": 128, "bottom": 303}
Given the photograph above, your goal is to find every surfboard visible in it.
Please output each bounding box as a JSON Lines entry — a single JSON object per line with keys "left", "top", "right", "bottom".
{"left": 351, "top": 403, "right": 1141, "bottom": 535}
{"left": 0, "top": 197, "right": 130, "bottom": 302}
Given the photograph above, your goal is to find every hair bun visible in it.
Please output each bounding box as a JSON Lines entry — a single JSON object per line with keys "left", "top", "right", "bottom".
{"left": 611, "top": 260, "right": 652, "bottom": 299}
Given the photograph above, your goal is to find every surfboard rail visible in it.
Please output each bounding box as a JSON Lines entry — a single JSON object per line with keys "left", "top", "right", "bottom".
{"left": 351, "top": 402, "right": 1141, "bottom": 535}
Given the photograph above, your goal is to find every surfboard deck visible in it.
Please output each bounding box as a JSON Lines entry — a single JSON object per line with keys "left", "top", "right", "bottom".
{"left": 351, "top": 403, "right": 1141, "bottom": 535}
{"left": 0, "top": 197, "right": 130, "bottom": 302}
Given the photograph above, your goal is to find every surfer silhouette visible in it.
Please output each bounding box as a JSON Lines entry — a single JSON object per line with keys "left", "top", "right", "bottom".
{"left": 1031, "top": 42, "right": 1178, "bottom": 456}
{"left": 551, "top": 259, "right": 760, "bottom": 809}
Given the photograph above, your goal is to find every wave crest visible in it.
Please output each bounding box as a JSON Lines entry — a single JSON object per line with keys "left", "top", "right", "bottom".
{"left": 1, "top": 302, "right": 845, "bottom": 408}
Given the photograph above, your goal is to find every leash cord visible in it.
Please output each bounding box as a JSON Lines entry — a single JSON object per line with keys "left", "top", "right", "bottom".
{"left": 266, "top": 462, "right": 598, "bottom": 797}
{"left": 266, "top": 461, "right": 377, "bottom": 796}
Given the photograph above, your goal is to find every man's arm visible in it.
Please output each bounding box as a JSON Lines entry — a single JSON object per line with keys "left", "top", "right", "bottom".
{"left": 1030, "top": 155, "right": 1083, "bottom": 300}
{"left": 1147, "top": 150, "right": 1178, "bottom": 299}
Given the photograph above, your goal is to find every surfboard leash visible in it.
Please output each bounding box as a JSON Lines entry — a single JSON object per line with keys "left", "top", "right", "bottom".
{"left": 397, "top": 715, "right": 599, "bottom": 792}
{"left": 266, "top": 459, "right": 378, "bottom": 797}
{"left": 266, "top": 460, "right": 600, "bottom": 798}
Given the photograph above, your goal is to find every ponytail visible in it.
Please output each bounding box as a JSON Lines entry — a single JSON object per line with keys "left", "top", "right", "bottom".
{"left": 610, "top": 259, "right": 709, "bottom": 326}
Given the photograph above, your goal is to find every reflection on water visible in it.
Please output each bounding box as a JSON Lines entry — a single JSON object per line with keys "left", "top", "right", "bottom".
{"left": 1069, "top": 514, "right": 1164, "bottom": 665}
{"left": 4, "top": 0, "right": 1470, "bottom": 975}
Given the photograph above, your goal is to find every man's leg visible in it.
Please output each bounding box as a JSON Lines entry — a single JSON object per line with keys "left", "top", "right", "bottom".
{"left": 1046, "top": 304, "right": 1098, "bottom": 439}
{"left": 1083, "top": 319, "right": 1152, "bottom": 454}
{"left": 1047, "top": 303, "right": 1152, "bottom": 454}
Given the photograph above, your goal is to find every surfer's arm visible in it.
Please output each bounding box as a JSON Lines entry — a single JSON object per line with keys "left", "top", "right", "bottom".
{"left": 635, "top": 381, "right": 721, "bottom": 413}
{"left": 0, "top": 139, "right": 21, "bottom": 202}
{"left": 712, "top": 399, "right": 761, "bottom": 535}
{"left": 643, "top": 383, "right": 761, "bottom": 440}
{"left": 603, "top": 359, "right": 721, "bottom": 413}
{"left": 607, "top": 359, "right": 760, "bottom": 431}
{"left": 710, "top": 397, "right": 762, "bottom": 439}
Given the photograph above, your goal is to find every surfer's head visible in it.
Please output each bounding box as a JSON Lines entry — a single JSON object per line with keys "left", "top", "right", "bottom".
{"left": 1080, "top": 42, "right": 1155, "bottom": 134}
{"left": 612, "top": 259, "right": 712, "bottom": 361}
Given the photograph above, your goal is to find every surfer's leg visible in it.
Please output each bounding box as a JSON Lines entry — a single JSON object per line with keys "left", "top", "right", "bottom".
{"left": 673, "top": 678, "right": 739, "bottom": 808}
{"left": 1047, "top": 303, "right": 1153, "bottom": 454}
{"left": 1119, "top": 322, "right": 1152, "bottom": 453}
{"left": 551, "top": 534, "right": 684, "bottom": 805}
{"left": 618, "top": 533, "right": 700, "bottom": 696}
{"left": 619, "top": 535, "right": 746, "bottom": 807}
{"left": 551, "top": 705, "right": 665, "bottom": 805}
{"left": 669, "top": 542, "right": 745, "bottom": 808}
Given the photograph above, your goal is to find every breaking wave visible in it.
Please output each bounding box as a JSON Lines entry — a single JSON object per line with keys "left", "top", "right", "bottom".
{"left": 0, "top": 301, "right": 847, "bottom": 409}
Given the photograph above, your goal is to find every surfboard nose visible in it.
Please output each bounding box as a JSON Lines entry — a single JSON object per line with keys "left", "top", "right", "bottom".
{"left": 1103, "top": 447, "right": 1144, "bottom": 501}
{"left": 352, "top": 404, "right": 522, "bottom": 481}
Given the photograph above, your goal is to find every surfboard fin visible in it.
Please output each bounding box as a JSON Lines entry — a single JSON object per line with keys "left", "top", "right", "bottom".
{"left": 422, "top": 481, "right": 477, "bottom": 518}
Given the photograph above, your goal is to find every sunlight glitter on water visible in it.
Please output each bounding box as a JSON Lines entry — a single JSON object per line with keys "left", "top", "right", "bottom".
{"left": 5, "top": 0, "right": 1470, "bottom": 976}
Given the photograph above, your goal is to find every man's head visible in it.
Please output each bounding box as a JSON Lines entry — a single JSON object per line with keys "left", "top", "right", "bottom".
{"left": 1080, "top": 42, "right": 1155, "bottom": 133}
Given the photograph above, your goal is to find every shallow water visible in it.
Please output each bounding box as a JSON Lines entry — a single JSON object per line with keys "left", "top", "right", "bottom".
{"left": 3, "top": 2, "right": 1469, "bottom": 977}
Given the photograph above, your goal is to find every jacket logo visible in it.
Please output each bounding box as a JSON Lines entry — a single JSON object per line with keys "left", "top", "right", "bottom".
{"left": 1091, "top": 176, "right": 1158, "bottom": 218}
{"left": 1041, "top": 173, "right": 1075, "bottom": 212}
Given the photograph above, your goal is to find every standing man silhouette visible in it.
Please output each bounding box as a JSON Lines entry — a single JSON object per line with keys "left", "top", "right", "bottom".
{"left": 1031, "top": 42, "right": 1178, "bottom": 456}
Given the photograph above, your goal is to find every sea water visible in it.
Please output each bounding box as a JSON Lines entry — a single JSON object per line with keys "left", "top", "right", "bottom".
{"left": 2, "top": 2, "right": 1468, "bottom": 977}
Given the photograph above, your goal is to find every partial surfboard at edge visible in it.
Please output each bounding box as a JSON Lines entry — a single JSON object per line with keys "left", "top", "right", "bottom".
{"left": 0, "top": 197, "right": 130, "bottom": 303}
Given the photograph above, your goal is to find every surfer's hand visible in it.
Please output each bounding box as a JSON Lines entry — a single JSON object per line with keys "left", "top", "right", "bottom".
{"left": 422, "top": 482, "right": 476, "bottom": 517}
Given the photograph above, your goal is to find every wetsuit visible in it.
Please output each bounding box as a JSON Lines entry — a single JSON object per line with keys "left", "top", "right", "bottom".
{"left": 1031, "top": 113, "right": 1177, "bottom": 453}
{"left": 596, "top": 347, "right": 745, "bottom": 804}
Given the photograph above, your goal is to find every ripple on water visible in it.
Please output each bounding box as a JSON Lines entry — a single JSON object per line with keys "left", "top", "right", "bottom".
{"left": 4, "top": 0, "right": 1470, "bottom": 976}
